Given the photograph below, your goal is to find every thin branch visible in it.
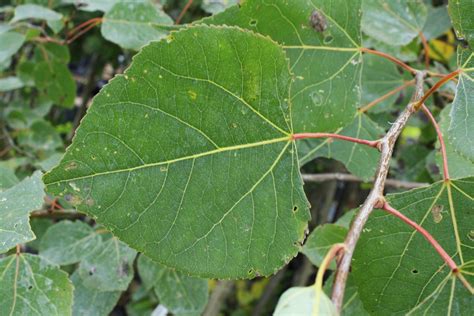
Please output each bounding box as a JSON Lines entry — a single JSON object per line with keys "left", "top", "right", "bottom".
{"left": 416, "top": 69, "right": 461, "bottom": 109}
{"left": 419, "top": 31, "right": 430, "bottom": 69}
{"left": 331, "top": 71, "right": 426, "bottom": 312}
{"left": 382, "top": 202, "right": 458, "bottom": 271}
{"left": 420, "top": 104, "right": 450, "bottom": 181}
{"left": 301, "top": 173, "right": 428, "bottom": 189}
{"left": 175, "top": 0, "right": 193, "bottom": 24}
{"left": 361, "top": 47, "right": 417, "bottom": 74}
{"left": 292, "top": 133, "right": 380, "bottom": 148}
{"left": 359, "top": 80, "right": 415, "bottom": 113}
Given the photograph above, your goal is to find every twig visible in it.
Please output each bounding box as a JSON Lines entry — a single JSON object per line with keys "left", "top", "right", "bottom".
{"left": 203, "top": 280, "right": 234, "bottom": 316}
{"left": 420, "top": 104, "right": 450, "bottom": 181}
{"left": 359, "top": 80, "right": 415, "bottom": 113}
{"left": 419, "top": 31, "right": 430, "bottom": 69}
{"left": 292, "top": 133, "right": 380, "bottom": 148}
{"left": 175, "top": 0, "right": 193, "bottom": 24}
{"left": 381, "top": 202, "right": 458, "bottom": 271}
{"left": 361, "top": 47, "right": 417, "bottom": 74}
{"left": 301, "top": 173, "right": 427, "bottom": 189}
{"left": 331, "top": 71, "right": 426, "bottom": 312}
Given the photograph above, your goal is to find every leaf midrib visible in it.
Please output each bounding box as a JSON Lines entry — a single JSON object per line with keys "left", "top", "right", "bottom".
{"left": 46, "top": 136, "right": 292, "bottom": 186}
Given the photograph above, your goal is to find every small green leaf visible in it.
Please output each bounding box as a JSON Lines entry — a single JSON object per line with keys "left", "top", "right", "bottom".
{"left": 10, "top": 4, "right": 63, "bottom": 32}
{"left": 0, "top": 32, "right": 25, "bottom": 64}
{"left": 44, "top": 25, "right": 310, "bottom": 279}
{"left": 422, "top": 5, "right": 451, "bottom": 40}
{"left": 201, "top": 0, "right": 238, "bottom": 14}
{"left": 78, "top": 237, "right": 137, "bottom": 291}
{"left": 34, "top": 60, "right": 76, "bottom": 108}
{"left": 298, "top": 113, "right": 383, "bottom": 181}
{"left": 449, "top": 0, "right": 474, "bottom": 48}
{"left": 17, "top": 120, "right": 63, "bottom": 152}
{"left": 39, "top": 220, "right": 102, "bottom": 265}
{"left": 137, "top": 254, "right": 209, "bottom": 316}
{"left": 204, "top": 0, "right": 364, "bottom": 133}
{"left": 353, "top": 178, "right": 474, "bottom": 314}
{"left": 0, "top": 166, "right": 19, "bottom": 190}
{"left": 448, "top": 48, "right": 474, "bottom": 161}
{"left": 362, "top": 0, "right": 427, "bottom": 46}
{"left": 274, "top": 285, "right": 337, "bottom": 315}
{"left": 0, "top": 253, "right": 73, "bottom": 316}
{"left": 101, "top": 2, "right": 173, "bottom": 50}
{"left": 0, "top": 171, "right": 44, "bottom": 254}
{"left": 302, "top": 224, "right": 347, "bottom": 269}
{"left": 71, "top": 271, "right": 121, "bottom": 316}
{"left": 0, "top": 76, "right": 24, "bottom": 92}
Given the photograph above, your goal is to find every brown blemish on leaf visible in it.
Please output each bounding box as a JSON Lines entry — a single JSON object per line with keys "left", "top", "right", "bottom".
{"left": 309, "top": 10, "right": 328, "bottom": 33}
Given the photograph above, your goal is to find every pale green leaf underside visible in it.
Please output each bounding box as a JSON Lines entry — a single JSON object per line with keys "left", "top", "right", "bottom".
{"left": 0, "top": 32, "right": 25, "bottom": 64}
{"left": 0, "top": 171, "right": 44, "bottom": 254}
{"left": 77, "top": 237, "right": 137, "bottom": 292}
{"left": 39, "top": 220, "right": 102, "bottom": 265}
{"left": 353, "top": 178, "right": 474, "bottom": 315}
{"left": 436, "top": 105, "right": 474, "bottom": 179}
{"left": 448, "top": 48, "right": 474, "bottom": 162}
{"left": 101, "top": 2, "right": 173, "bottom": 50}
{"left": 0, "top": 253, "right": 73, "bottom": 316}
{"left": 274, "top": 285, "right": 337, "bottom": 316}
{"left": 362, "top": 0, "right": 427, "bottom": 46}
{"left": 204, "top": 0, "right": 363, "bottom": 133}
{"left": 71, "top": 272, "right": 121, "bottom": 316}
{"left": 44, "top": 25, "right": 310, "bottom": 278}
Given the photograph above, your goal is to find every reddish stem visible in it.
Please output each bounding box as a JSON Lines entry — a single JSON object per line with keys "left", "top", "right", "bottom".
{"left": 382, "top": 202, "right": 458, "bottom": 271}
{"left": 292, "top": 133, "right": 380, "bottom": 148}
{"left": 419, "top": 32, "right": 430, "bottom": 69}
{"left": 417, "top": 69, "right": 462, "bottom": 108}
{"left": 359, "top": 80, "right": 415, "bottom": 113}
{"left": 175, "top": 0, "right": 193, "bottom": 24}
{"left": 361, "top": 47, "right": 417, "bottom": 74}
{"left": 67, "top": 17, "right": 103, "bottom": 38}
{"left": 66, "top": 20, "right": 102, "bottom": 44}
{"left": 420, "top": 104, "right": 450, "bottom": 181}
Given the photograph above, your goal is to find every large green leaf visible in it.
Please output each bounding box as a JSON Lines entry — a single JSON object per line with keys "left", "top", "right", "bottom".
{"left": 137, "top": 254, "right": 209, "bottom": 316}
{"left": 448, "top": 48, "right": 474, "bottom": 161}
{"left": 101, "top": 2, "right": 173, "bottom": 50}
{"left": 70, "top": 272, "right": 121, "bottom": 316}
{"left": 352, "top": 178, "right": 474, "bottom": 315}
{"left": 0, "top": 32, "right": 25, "bottom": 64}
{"left": 0, "top": 171, "right": 44, "bottom": 254}
{"left": 39, "top": 220, "right": 102, "bottom": 265}
{"left": 298, "top": 113, "right": 383, "bottom": 181}
{"left": 0, "top": 253, "right": 73, "bottom": 316}
{"left": 44, "top": 25, "right": 310, "bottom": 279}
{"left": 361, "top": 0, "right": 427, "bottom": 46}
{"left": 204, "top": 0, "right": 363, "bottom": 133}
{"left": 77, "top": 237, "right": 137, "bottom": 292}
{"left": 449, "top": 0, "right": 474, "bottom": 48}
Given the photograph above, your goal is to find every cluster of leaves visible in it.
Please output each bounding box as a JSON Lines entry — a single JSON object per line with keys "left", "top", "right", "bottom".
{"left": 1, "top": 0, "right": 473, "bottom": 315}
